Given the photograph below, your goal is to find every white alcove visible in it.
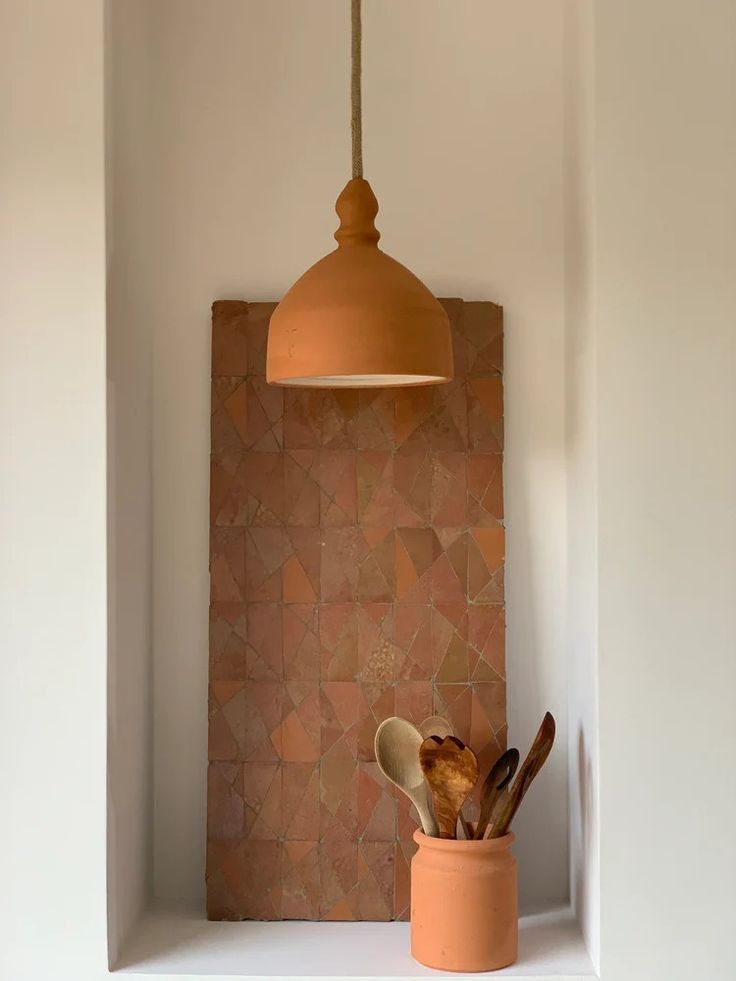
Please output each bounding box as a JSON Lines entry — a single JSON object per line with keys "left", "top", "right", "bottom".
{"left": 106, "top": 1, "right": 598, "bottom": 977}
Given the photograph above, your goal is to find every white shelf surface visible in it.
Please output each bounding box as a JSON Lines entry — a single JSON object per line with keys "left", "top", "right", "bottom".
{"left": 115, "top": 904, "right": 596, "bottom": 980}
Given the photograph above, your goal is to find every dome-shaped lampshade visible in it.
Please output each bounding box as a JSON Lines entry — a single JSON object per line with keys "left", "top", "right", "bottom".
{"left": 266, "top": 179, "right": 453, "bottom": 387}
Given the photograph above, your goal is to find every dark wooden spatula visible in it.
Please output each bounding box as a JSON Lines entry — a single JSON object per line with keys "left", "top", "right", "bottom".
{"left": 419, "top": 735, "right": 479, "bottom": 839}
{"left": 474, "top": 748, "right": 520, "bottom": 840}
{"left": 488, "top": 712, "right": 555, "bottom": 838}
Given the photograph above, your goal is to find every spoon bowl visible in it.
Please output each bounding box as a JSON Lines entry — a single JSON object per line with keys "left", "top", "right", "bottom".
{"left": 375, "top": 717, "right": 439, "bottom": 837}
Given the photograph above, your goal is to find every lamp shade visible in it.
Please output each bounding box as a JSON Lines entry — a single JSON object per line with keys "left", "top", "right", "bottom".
{"left": 266, "top": 179, "right": 454, "bottom": 387}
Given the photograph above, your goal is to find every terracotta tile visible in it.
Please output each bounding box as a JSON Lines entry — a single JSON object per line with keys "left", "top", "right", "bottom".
{"left": 395, "top": 681, "right": 433, "bottom": 728}
{"left": 212, "top": 301, "right": 248, "bottom": 377}
{"left": 274, "top": 682, "right": 321, "bottom": 762}
{"left": 357, "top": 527, "right": 394, "bottom": 602}
{"left": 207, "top": 299, "right": 506, "bottom": 920}
{"left": 358, "top": 841, "right": 395, "bottom": 920}
{"left": 394, "top": 386, "right": 433, "bottom": 450}
{"left": 394, "top": 839, "right": 417, "bottom": 920}
{"left": 431, "top": 452, "right": 467, "bottom": 526}
{"left": 246, "top": 603, "right": 283, "bottom": 680}
{"left": 211, "top": 391, "right": 244, "bottom": 478}
{"left": 206, "top": 839, "right": 282, "bottom": 920}
{"left": 282, "top": 604, "right": 319, "bottom": 680}
{"left": 393, "top": 604, "right": 432, "bottom": 680}
{"left": 441, "top": 298, "right": 467, "bottom": 378}
{"left": 434, "top": 684, "right": 473, "bottom": 747}
{"left": 210, "top": 528, "right": 245, "bottom": 602}
{"left": 244, "top": 377, "right": 283, "bottom": 451}
{"left": 357, "top": 604, "right": 395, "bottom": 687}
{"left": 393, "top": 449, "right": 432, "bottom": 526}
{"left": 207, "top": 762, "right": 244, "bottom": 839}
{"left": 320, "top": 603, "right": 358, "bottom": 681}
{"left": 465, "top": 301, "right": 503, "bottom": 376}
{"left": 356, "top": 682, "right": 394, "bottom": 763}
{"left": 320, "top": 737, "right": 358, "bottom": 841}
{"left": 321, "top": 682, "right": 365, "bottom": 756}
{"left": 431, "top": 605, "right": 469, "bottom": 682}
{"left": 467, "top": 453, "right": 504, "bottom": 525}
{"left": 282, "top": 763, "right": 320, "bottom": 839}
{"left": 426, "top": 380, "right": 468, "bottom": 450}
{"left": 395, "top": 791, "right": 422, "bottom": 842}
{"left": 245, "top": 527, "right": 283, "bottom": 602}
{"left": 243, "top": 762, "right": 281, "bottom": 839}
{"left": 357, "top": 451, "right": 394, "bottom": 525}
{"left": 236, "top": 452, "right": 284, "bottom": 526}
{"left": 241, "top": 683, "right": 283, "bottom": 762}
{"left": 468, "top": 526, "right": 505, "bottom": 603}
{"left": 283, "top": 528, "right": 321, "bottom": 602}
{"left": 209, "top": 603, "right": 247, "bottom": 682}
{"left": 321, "top": 527, "right": 366, "bottom": 602}
{"left": 395, "top": 527, "right": 441, "bottom": 602}
{"left": 467, "top": 375, "right": 503, "bottom": 451}
{"left": 284, "top": 450, "right": 320, "bottom": 526}
{"left": 319, "top": 450, "right": 357, "bottom": 526}
{"left": 354, "top": 390, "right": 395, "bottom": 449}
{"left": 284, "top": 388, "right": 322, "bottom": 449}
{"left": 322, "top": 390, "right": 360, "bottom": 448}
{"left": 467, "top": 605, "right": 505, "bottom": 680}
{"left": 282, "top": 841, "right": 320, "bottom": 919}
{"left": 320, "top": 842, "right": 359, "bottom": 919}
{"left": 358, "top": 763, "right": 396, "bottom": 841}
{"left": 245, "top": 302, "right": 275, "bottom": 376}
{"left": 210, "top": 459, "right": 233, "bottom": 525}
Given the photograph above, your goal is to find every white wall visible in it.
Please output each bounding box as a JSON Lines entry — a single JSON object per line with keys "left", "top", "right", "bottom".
{"left": 106, "top": 0, "right": 154, "bottom": 964}
{"left": 564, "top": 0, "right": 599, "bottom": 968}
{"left": 595, "top": 2, "right": 736, "bottom": 979}
{"left": 0, "top": 2, "right": 108, "bottom": 979}
{"left": 112, "top": 0, "right": 572, "bottom": 911}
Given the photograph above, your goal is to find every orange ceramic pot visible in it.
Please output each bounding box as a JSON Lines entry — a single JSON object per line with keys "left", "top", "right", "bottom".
{"left": 410, "top": 830, "right": 517, "bottom": 973}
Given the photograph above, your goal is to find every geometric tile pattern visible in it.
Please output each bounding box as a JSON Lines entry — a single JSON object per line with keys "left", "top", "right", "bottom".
{"left": 207, "top": 298, "right": 506, "bottom": 921}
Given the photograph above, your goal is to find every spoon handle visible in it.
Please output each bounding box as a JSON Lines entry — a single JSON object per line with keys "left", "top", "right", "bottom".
{"left": 474, "top": 748, "right": 520, "bottom": 840}
{"left": 489, "top": 713, "right": 555, "bottom": 838}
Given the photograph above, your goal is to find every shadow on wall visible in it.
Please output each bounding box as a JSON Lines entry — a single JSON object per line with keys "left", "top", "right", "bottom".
{"left": 574, "top": 726, "right": 595, "bottom": 939}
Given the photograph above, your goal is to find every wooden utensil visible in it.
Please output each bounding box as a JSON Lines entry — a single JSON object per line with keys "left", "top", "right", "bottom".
{"left": 418, "top": 715, "right": 454, "bottom": 741}
{"left": 489, "top": 712, "right": 556, "bottom": 838}
{"left": 374, "top": 717, "right": 439, "bottom": 837}
{"left": 474, "top": 748, "right": 520, "bottom": 840}
{"left": 419, "top": 735, "right": 479, "bottom": 839}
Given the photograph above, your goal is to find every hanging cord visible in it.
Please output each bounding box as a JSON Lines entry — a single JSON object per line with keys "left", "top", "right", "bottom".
{"left": 351, "top": 0, "right": 363, "bottom": 178}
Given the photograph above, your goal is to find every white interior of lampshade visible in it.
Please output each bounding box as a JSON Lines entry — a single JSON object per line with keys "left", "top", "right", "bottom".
{"left": 277, "top": 373, "right": 448, "bottom": 387}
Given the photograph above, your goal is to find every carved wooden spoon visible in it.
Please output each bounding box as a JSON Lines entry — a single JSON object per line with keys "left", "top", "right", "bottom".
{"left": 474, "top": 748, "right": 520, "bottom": 840}
{"left": 418, "top": 715, "right": 454, "bottom": 741}
{"left": 489, "top": 712, "right": 556, "bottom": 838}
{"left": 374, "top": 717, "right": 439, "bottom": 837}
{"left": 419, "top": 735, "right": 479, "bottom": 839}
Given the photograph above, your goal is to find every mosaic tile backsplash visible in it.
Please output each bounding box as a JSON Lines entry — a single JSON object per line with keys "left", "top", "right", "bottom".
{"left": 207, "top": 299, "right": 506, "bottom": 920}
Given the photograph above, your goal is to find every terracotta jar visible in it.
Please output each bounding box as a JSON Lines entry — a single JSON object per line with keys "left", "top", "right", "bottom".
{"left": 410, "top": 829, "right": 518, "bottom": 973}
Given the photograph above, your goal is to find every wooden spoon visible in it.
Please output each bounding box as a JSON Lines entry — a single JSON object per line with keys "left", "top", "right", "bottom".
{"left": 418, "top": 715, "right": 454, "bottom": 741}
{"left": 489, "top": 712, "right": 556, "bottom": 838}
{"left": 474, "top": 748, "right": 520, "bottom": 840}
{"left": 419, "top": 735, "right": 479, "bottom": 839}
{"left": 374, "top": 717, "right": 439, "bottom": 837}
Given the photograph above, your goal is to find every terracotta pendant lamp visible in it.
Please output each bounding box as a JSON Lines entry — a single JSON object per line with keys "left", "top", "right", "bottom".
{"left": 266, "top": 0, "right": 453, "bottom": 388}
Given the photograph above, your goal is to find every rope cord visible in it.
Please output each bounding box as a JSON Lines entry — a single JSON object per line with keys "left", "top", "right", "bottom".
{"left": 351, "top": 0, "right": 363, "bottom": 179}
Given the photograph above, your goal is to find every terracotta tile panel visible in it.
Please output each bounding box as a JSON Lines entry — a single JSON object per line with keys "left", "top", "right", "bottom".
{"left": 208, "top": 300, "right": 506, "bottom": 920}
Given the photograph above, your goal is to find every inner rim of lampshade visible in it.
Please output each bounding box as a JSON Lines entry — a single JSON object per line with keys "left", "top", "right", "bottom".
{"left": 275, "top": 373, "right": 449, "bottom": 387}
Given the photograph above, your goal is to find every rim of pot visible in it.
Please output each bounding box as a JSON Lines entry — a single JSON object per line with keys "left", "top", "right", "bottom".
{"left": 413, "top": 829, "right": 515, "bottom": 850}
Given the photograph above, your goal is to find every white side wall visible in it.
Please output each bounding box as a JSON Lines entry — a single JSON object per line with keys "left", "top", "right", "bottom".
{"left": 106, "top": 0, "right": 154, "bottom": 964}
{"left": 126, "top": 0, "right": 571, "bottom": 911}
{"left": 564, "top": 0, "right": 599, "bottom": 968}
{"left": 0, "top": 2, "right": 108, "bottom": 979}
{"left": 595, "top": 2, "right": 736, "bottom": 979}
